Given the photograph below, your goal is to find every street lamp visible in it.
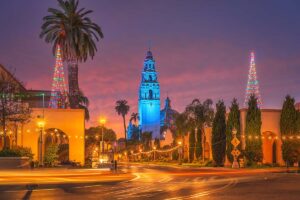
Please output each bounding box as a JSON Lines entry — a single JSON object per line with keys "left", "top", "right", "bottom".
{"left": 153, "top": 146, "right": 156, "bottom": 161}
{"left": 37, "top": 120, "right": 45, "bottom": 166}
{"left": 99, "top": 117, "right": 106, "bottom": 154}
{"left": 178, "top": 141, "right": 182, "bottom": 165}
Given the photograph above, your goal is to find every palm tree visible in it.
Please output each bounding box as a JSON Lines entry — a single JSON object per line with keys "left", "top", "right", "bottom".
{"left": 130, "top": 112, "right": 138, "bottom": 125}
{"left": 185, "top": 98, "right": 214, "bottom": 159}
{"left": 40, "top": 0, "right": 104, "bottom": 108}
{"left": 115, "top": 100, "right": 130, "bottom": 146}
{"left": 174, "top": 112, "right": 189, "bottom": 146}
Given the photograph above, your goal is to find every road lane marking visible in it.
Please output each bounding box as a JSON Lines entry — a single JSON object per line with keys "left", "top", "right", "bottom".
{"left": 165, "top": 178, "right": 237, "bottom": 200}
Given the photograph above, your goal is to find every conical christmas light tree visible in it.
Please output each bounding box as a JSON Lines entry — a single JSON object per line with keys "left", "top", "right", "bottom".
{"left": 244, "top": 51, "right": 262, "bottom": 107}
{"left": 49, "top": 45, "right": 68, "bottom": 109}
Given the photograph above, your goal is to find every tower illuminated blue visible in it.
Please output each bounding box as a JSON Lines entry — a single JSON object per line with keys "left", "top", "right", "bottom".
{"left": 138, "top": 50, "right": 161, "bottom": 139}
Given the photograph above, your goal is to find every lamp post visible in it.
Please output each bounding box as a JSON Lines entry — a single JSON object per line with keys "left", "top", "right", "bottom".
{"left": 153, "top": 146, "right": 156, "bottom": 161}
{"left": 99, "top": 118, "right": 106, "bottom": 155}
{"left": 37, "top": 120, "right": 45, "bottom": 166}
{"left": 178, "top": 141, "right": 182, "bottom": 165}
{"left": 231, "top": 128, "right": 240, "bottom": 168}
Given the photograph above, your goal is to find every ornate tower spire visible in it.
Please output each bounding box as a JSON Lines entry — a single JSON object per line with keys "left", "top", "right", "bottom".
{"left": 49, "top": 45, "right": 68, "bottom": 109}
{"left": 138, "top": 49, "right": 161, "bottom": 139}
{"left": 244, "top": 51, "right": 262, "bottom": 107}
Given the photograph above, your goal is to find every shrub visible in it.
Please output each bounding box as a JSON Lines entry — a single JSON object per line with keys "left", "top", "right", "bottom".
{"left": 14, "top": 146, "right": 34, "bottom": 160}
{"left": 0, "top": 149, "right": 20, "bottom": 157}
{"left": 0, "top": 146, "right": 34, "bottom": 159}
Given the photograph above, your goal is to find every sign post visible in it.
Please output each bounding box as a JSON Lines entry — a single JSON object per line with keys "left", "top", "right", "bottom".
{"left": 231, "top": 128, "right": 240, "bottom": 168}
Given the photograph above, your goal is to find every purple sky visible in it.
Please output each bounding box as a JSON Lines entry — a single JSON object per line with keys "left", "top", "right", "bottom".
{"left": 0, "top": 0, "right": 299, "bottom": 137}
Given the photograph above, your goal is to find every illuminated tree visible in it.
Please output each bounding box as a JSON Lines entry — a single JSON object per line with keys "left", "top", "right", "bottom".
{"left": 244, "top": 51, "right": 262, "bottom": 108}
{"left": 0, "top": 72, "right": 31, "bottom": 149}
{"left": 49, "top": 45, "right": 68, "bottom": 109}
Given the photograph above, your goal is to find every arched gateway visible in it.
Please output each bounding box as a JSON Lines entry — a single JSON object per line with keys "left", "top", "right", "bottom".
{"left": 20, "top": 108, "right": 85, "bottom": 165}
{"left": 240, "top": 109, "right": 284, "bottom": 165}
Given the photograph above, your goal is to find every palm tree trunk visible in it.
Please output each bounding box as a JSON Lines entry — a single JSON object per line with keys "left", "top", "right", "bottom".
{"left": 122, "top": 115, "right": 127, "bottom": 148}
{"left": 68, "top": 61, "right": 80, "bottom": 108}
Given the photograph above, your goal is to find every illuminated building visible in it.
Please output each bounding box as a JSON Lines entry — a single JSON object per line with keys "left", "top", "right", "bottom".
{"left": 160, "top": 97, "right": 178, "bottom": 131}
{"left": 0, "top": 64, "right": 85, "bottom": 165}
{"left": 138, "top": 50, "right": 161, "bottom": 139}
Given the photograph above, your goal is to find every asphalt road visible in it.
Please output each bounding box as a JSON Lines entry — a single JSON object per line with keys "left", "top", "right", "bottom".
{"left": 0, "top": 164, "right": 299, "bottom": 200}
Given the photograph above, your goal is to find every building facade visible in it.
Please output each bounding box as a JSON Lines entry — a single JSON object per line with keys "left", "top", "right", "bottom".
{"left": 0, "top": 64, "right": 85, "bottom": 165}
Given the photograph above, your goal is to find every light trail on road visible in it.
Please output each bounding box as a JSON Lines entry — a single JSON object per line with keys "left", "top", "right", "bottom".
{"left": 0, "top": 164, "right": 299, "bottom": 200}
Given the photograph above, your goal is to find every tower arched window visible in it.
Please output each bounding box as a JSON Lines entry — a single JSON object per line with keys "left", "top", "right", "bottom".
{"left": 149, "top": 75, "right": 152, "bottom": 81}
{"left": 149, "top": 90, "right": 153, "bottom": 99}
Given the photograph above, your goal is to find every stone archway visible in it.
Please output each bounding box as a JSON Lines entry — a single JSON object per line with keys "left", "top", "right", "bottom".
{"left": 43, "top": 128, "right": 69, "bottom": 164}
{"left": 262, "top": 131, "right": 280, "bottom": 164}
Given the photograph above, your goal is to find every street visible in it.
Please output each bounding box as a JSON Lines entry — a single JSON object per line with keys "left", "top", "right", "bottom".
{"left": 0, "top": 164, "right": 299, "bottom": 200}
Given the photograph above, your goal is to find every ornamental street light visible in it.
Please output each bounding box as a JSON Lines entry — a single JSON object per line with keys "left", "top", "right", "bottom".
{"left": 178, "top": 141, "right": 182, "bottom": 165}
{"left": 99, "top": 117, "right": 106, "bottom": 154}
{"left": 153, "top": 146, "right": 157, "bottom": 161}
{"left": 37, "top": 120, "right": 45, "bottom": 166}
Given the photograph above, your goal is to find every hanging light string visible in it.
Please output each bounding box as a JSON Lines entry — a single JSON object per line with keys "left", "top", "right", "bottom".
{"left": 130, "top": 145, "right": 181, "bottom": 156}
{"left": 241, "top": 134, "right": 300, "bottom": 140}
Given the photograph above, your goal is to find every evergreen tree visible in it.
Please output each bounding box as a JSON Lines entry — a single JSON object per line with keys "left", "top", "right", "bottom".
{"left": 245, "top": 94, "right": 262, "bottom": 164}
{"left": 280, "top": 95, "right": 300, "bottom": 164}
{"left": 189, "top": 128, "right": 195, "bottom": 162}
{"left": 44, "top": 144, "right": 59, "bottom": 167}
{"left": 280, "top": 95, "right": 298, "bottom": 135}
{"left": 226, "top": 98, "right": 241, "bottom": 163}
{"left": 195, "top": 127, "right": 202, "bottom": 159}
{"left": 212, "top": 100, "right": 226, "bottom": 166}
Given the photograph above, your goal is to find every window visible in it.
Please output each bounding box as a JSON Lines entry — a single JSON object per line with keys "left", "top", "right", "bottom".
{"left": 149, "top": 90, "right": 153, "bottom": 99}
{"left": 149, "top": 75, "right": 152, "bottom": 81}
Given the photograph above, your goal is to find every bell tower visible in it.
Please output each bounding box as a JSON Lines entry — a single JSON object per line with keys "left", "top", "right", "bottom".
{"left": 138, "top": 50, "right": 161, "bottom": 139}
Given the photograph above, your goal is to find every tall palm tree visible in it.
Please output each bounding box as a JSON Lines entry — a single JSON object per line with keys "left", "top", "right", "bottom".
{"left": 40, "top": 0, "right": 104, "bottom": 108}
{"left": 174, "top": 112, "right": 189, "bottom": 146}
{"left": 115, "top": 100, "right": 130, "bottom": 146}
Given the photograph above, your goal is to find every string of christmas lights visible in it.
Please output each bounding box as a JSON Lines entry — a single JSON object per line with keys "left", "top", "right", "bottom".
{"left": 49, "top": 45, "right": 68, "bottom": 109}
{"left": 241, "top": 135, "right": 300, "bottom": 140}
{"left": 130, "top": 145, "right": 181, "bottom": 156}
{"left": 244, "top": 51, "right": 262, "bottom": 107}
